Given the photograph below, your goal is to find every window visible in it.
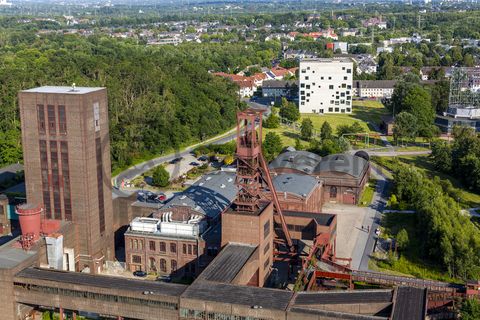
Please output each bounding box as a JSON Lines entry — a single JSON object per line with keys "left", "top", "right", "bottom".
{"left": 335, "top": 107, "right": 339, "bottom": 112}
{"left": 58, "top": 105, "right": 66, "bottom": 134}
{"left": 264, "top": 258, "right": 270, "bottom": 270}
{"left": 264, "top": 220, "right": 270, "bottom": 238}
{"left": 347, "top": 68, "right": 352, "bottom": 73}
{"left": 329, "top": 85, "right": 334, "bottom": 89}
{"left": 264, "top": 242, "right": 270, "bottom": 255}
{"left": 159, "top": 242, "right": 166, "bottom": 253}
{"left": 171, "top": 260, "right": 177, "bottom": 272}
{"left": 301, "top": 83, "right": 305, "bottom": 88}
{"left": 305, "top": 76, "right": 309, "bottom": 80}
{"left": 47, "top": 105, "right": 56, "bottom": 135}
{"left": 93, "top": 102, "right": 100, "bottom": 132}
{"left": 188, "top": 244, "right": 192, "bottom": 255}
{"left": 328, "top": 107, "right": 333, "bottom": 112}
{"left": 149, "top": 257, "right": 156, "bottom": 271}
{"left": 306, "top": 85, "right": 310, "bottom": 89}
{"left": 330, "top": 186, "right": 337, "bottom": 198}
{"left": 132, "top": 255, "right": 141, "bottom": 264}
{"left": 95, "top": 137, "right": 105, "bottom": 233}
{"left": 193, "top": 245, "right": 198, "bottom": 256}
{"left": 183, "top": 244, "right": 187, "bottom": 254}
{"left": 37, "top": 105, "right": 45, "bottom": 134}
{"left": 149, "top": 241, "right": 156, "bottom": 251}
{"left": 344, "top": 76, "right": 348, "bottom": 80}
{"left": 346, "top": 108, "right": 351, "bottom": 112}
{"left": 328, "top": 76, "right": 332, "bottom": 80}
{"left": 160, "top": 259, "right": 167, "bottom": 272}
{"left": 170, "top": 243, "right": 177, "bottom": 253}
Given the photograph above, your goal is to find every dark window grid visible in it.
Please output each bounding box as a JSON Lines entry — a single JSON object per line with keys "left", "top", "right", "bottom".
{"left": 37, "top": 105, "right": 46, "bottom": 134}
{"left": 95, "top": 138, "right": 105, "bottom": 233}
{"left": 58, "top": 105, "right": 67, "bottom": 134}
{"left": 47, "top": 105, "right": 56, "bottom": 135}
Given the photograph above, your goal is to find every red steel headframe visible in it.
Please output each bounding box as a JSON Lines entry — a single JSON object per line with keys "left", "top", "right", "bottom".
{"left": 234, "top": 109, "right": 295, "bottom": 252}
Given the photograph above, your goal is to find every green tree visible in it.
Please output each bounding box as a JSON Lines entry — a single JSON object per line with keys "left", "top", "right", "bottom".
{"left": 320, "top": 121, "right": 333, "bottom": 140}
{"left": 431, "top": 140, "right": 452, "bottom": 172}
{"left": 263, "top": 111, "right": 280, "bottom": 129}
{"left": 152, "top": 166, "right": 170, "bottom": 187}
{"left": 263, "top": 132, "right": 283, "bottom": 161}
{"left": 461, "top": 298, "right": 480, "bottom": 320}
{"left": 396, "top": 229, "right": 409, "bottom": 252}
{"left": 300, "top": 118, "right": 314, "bottom": 141}
{"left": 402, "top": 86, "right": 434, "bottom": 136}
{"left": 279, "top": 98, "right": 300, "bottom": 122}
{"left": 393, "top": 112, "right": 418, "bottom": 143}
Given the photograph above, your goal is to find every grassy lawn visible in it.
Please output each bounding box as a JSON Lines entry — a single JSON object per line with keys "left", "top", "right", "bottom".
{"left": 358, "top": 179, "right": 377, "bottom": 207}
{"left": 263, "top": 127, "right": 303, "bottom": 148}
{"left": 373, "top": 155, "right": 480, "bottom": 208}
{"left": 300, "top": 100, "right": 390, "bottom": 134}
{"left": 369, "top": 212, "right": 462, "bottom": 283}
{"left": 267, "top": 101, "right": 391, "bottom": 147}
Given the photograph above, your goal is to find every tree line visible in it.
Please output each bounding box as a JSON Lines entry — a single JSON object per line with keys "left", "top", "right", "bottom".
{"left": 392, "top": 163, "right": 480, "bottom": 280}
{"left": 0, "top": 32, "right": 251, "bottom": 171}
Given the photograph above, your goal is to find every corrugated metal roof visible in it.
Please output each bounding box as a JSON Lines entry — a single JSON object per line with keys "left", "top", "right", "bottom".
{"left": 294, "top": 289, "right": 393, "bottom": 305}
{"left": 182, "top": 280, "right": 294, "bottom": 310}
{"left": 161, "top": 171, "right": 236, "bottom": 219}
{"left": 392, "top": 287, "right": 427, "bottom": 320}
{"left": 198, "top": 243, "right": 256, "bottom": 283}
{"left": 15, "top": 267, "right": 187, "bottom": 297}
{"left": 272, "top": 173, "right": 320, "bottom": 198}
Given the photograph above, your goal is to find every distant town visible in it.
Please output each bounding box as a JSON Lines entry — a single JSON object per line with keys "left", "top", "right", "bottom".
{"left": 0, "top": 1, "right": 480, "bottom": 320}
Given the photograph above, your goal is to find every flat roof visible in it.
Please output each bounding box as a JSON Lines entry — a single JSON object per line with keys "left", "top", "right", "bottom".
{"left": 392, "top": 287, "right": 427, "bottom": 320}
{"left": 289, "top": 307, "right": 389, "bottom": 320}
{"left": 0, "top": 240, "right": 38, "bottom": 269}
{"left": 198, "top": 243, "right": 257, "bottom": 283}
{"left": 15, "top": 268, "right": 187, "bottom": 297}
{"left": 284, "top": 210, "right": 336, "bottom": 226}
{"left": 294, "top": 289, "right": 393, "bottom": 305}
{"left": 272, "top": 173, "right": 320, "bottom": 198}
{"left": 182, "top": 280, "right": 294, "bottom": 310}
{"left": 21, "top": 86, "right": 105, "bottom": 94}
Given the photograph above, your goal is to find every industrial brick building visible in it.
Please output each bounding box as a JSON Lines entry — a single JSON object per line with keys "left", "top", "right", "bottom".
{"left": 124, "top": 171, "right": 236, "bottom": 276}
{"left": 18, "top": 86, "right": 114, "bottom": 273}
{"left": 270, "top": 150, "right": 370, "bottom": 205}
{"left": 0, "top": 88, "right": 432, "bottom": 320}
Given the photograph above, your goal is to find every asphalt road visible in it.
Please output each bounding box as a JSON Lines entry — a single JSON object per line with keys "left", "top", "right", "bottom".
{"left": 112, "top": 100, "right": 270, "bottom": 198}
{"left": 354, "top": 164, "right": 389, "bottom": 271}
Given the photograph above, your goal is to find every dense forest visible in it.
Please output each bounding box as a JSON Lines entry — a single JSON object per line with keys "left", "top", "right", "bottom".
{"left": 0, "top": 32, "right": 283, "bottom": 171}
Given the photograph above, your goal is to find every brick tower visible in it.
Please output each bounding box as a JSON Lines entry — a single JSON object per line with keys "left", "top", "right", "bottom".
{"left": 18, "top": 86, "right": 114, "bottom": 273}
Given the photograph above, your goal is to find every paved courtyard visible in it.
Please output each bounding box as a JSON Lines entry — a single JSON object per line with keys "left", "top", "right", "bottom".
{"left": 322, "top": 203, "right": 369, "bottom": 267}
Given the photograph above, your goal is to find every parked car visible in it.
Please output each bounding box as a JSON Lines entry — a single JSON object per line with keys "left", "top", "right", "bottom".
{"left": 156, "top": 275, "right": 172, "bottom": 282}
{"left": 133, "top": 270, "right": 147, "bottom": 277}
{"left": 375, "top": 228, "right": 381, "bottom": 236}
{"left": 190, "top": 161, "right": 200, "bottom": 166}
{"left": 197, "top": 155, "right": 208, "bottom": 162}
{"left": 169, "top": 157, "right": 183, "bottom": 164}
{"left": 137, "top": 191, "right": 166, "bottom": 203}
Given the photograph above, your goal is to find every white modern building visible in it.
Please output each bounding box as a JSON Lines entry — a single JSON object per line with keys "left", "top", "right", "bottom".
{"left": 299, "top": 58, "right": 353, "bottom": 114}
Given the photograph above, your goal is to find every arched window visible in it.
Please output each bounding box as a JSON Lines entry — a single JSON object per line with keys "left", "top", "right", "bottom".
{"left": 160, "top": 259, "right": 167, "bottom": 272}
{"left": 170, "top": 243, "right": 177, "bottom": 253}
{"left": 160, "top": 242, "right": 166, "bottom": 253}
{"left": 149, "top": 257, "right": 156, "bottom": 271}
{"left": 330, "top": 186, "right": 337, "bottom": 199}
{"left": 134, "top": 239, "right": 138, "bottom": 250}
{"left": 171, "top": 260, "right": 177, "bottom": 272}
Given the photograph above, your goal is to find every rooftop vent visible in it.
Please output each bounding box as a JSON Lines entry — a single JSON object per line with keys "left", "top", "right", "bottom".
{"left": 220, "top": 184, "right": 226, "bottom": 189}
{"left": 206, "top": 177, "right": 212, "bottom": 181}
{"left": 69, "top": 83, "right": 77, "bottom": 92}
{"left": 227, "top": 178, "right": 233, "bottom": 182}
{"left": 180, "top": 195, "right": 187, "bottom": 200}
